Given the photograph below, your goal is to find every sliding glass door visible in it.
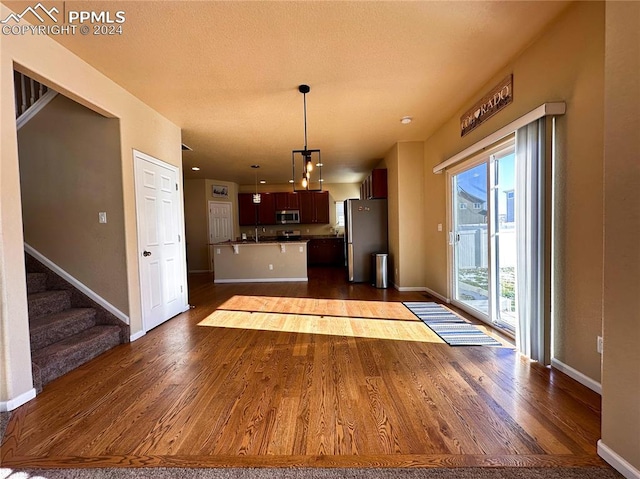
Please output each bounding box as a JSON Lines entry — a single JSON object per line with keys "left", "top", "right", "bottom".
{"left": 450, "top": 139, "right": 517, "bottom": 334}
{"left": 452, "top": 162, "right": 490, "bottom": 318}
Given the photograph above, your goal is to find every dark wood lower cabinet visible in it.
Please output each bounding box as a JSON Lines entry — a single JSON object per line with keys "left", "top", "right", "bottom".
{"left": 307, "top": 237, "right": 345, "bottom": 266}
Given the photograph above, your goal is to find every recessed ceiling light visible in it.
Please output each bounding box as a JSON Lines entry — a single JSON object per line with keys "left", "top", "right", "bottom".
{"left": 259, "top": 180, "right": 266, "bottom": 184}
{"left": 319, "top": 179, "right": 324, "bottom": 182}
{"left": 289, "top": 179, "right": 294, "bottom": 183}
{"left": 316, "top": 163, "right": 323, "bottom": 167}
{"left": 191, "top": 166, "right": 200, "bottom": 171}
{"left": 400, "top": 116, "right": 413, "bottom": 125}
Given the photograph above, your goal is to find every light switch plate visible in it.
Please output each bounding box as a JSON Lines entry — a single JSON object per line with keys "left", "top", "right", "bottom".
{"left": 98, "top": 212, "right": 107, "bottom": 223}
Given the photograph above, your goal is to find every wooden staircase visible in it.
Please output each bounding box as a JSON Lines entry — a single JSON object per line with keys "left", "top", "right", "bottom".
{"left": 26, "top": 256, "right": 127, "bottom": 392}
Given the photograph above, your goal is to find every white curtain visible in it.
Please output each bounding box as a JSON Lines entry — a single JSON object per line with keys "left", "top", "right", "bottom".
{"left": 515, "top": 118, "right": 546, "bottom": 362}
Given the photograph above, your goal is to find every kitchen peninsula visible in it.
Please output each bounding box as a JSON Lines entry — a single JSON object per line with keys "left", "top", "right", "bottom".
{"left": 212, "top": 240, "right": 308, "bottom": 283}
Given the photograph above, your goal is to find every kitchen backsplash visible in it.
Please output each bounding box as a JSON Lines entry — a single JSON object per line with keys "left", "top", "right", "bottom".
{"left": 239, "top": 223, "right": 343, "bottom": 239}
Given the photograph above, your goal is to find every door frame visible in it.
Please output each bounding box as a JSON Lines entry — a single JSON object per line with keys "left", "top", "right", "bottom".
{"left": 446, "top": 137, "right": 515, "bottom": 336}
{"left": 133, "top": 149, "right": 189, "bottom": 333}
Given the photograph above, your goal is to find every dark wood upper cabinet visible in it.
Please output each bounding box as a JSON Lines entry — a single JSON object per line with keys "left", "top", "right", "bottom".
{"left": 238, "top": 193, "right": 256, "bottom": 226}
{"left": 239, "top": 192, "right": 275, "bottom": 225}
{"left": 274, "top": 192, "right": 300, "bottom": 211}
{"left": 361, "top": 169, "right": 387, "bottom": 199}
{"left": 298, "top": 191, "right": 314, "bottom": 224}
{"left": 240, "top": 190, "right": 327, "bottom": 225}
{"left": 257, "top": 192, "right": 275, "bottom": 225}
{"left": 314, "top": 191, "right": 330, "bottom": 224}
{"left": 299, "top": 191, "right": 329, "bottom": 224}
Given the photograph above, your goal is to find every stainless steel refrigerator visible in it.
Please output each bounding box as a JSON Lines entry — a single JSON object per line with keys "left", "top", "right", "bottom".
{"left": 344, "top": 198, "right": 388, "bottom": 282}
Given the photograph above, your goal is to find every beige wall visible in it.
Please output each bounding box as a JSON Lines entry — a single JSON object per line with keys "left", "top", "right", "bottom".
{"left": 601, "top": 0, "right": 640, "bottom": 473}
{"left": 213, "top": 242, "right": 307, "bottom": 282}
{"left": 184, "top": 179, "right": 208, "bottom": 272}
{"left": 382, "top": 142, "right": 426, "bottom": 289}
{"left": 184, "top": 178, "right": 239, "bottom": 272}
{"left": 18, "top": 94, "right": 128, "bottom": 313}
{"left": 381, "top": 145, "right": 399, "bottom": 286}
{"left": 422, "top": 1, "right": 605, "bottom": 382}
{"left": 1, "top": 4, "right": 182, "bottom": 406}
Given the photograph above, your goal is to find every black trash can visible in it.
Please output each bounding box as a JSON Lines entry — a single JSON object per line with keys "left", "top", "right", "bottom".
{"left": 371, "top": 253, "right": 388, "bottom": 289}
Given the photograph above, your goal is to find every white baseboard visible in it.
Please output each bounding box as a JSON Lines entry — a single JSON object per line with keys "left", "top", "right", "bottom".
{"left": 0, "top": 388, "right": 36, "bottom": 412}
{"left": 551, "top": 358, "right": 602, "bottom": 394}
{"left": 393, "top": 285, "right": 450, "bottom": 303}
{"left": 214, "top": 277, "right": 308, "bottom": 284}
{"left": 598, "top": 440, "right": 640, "bottom": 479}
{"left": 396, "top": 286, "right": 427, "bottom": 292}
{"left": 25, "top": 243, "right": 129, "bottom": 325}
{"left": 424, "top": 287, "right": 450, "bottom": 303}
{"left": 130, "top": 330, "right": 146, "bottom": 342}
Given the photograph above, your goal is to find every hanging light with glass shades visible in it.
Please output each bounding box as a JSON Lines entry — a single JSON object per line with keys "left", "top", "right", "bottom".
{"left": 292, "top": 84, "right": 322, "bottom": 191}
{"left": 251, "top": 164, "right": 261, "bottom": 204}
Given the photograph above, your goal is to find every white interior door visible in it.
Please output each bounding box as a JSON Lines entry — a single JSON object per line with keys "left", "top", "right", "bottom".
{"left": 208, "top": 201, "right": 233, "bottom": 271}
{"left": 134, "top": 150, "right": 187, "bottom": 331}
{"left": 209, "top": 201, "right": 233, "bottom": 243}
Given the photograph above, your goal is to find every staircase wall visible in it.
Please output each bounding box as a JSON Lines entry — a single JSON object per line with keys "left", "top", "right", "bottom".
{"left": 17, "top": 94, "right": 129, "bottom": 315}
{"left": 1, "top": 3, "right": 183, "bottom": 409}
{"left": 25, "top": 253, "right": 130, "bottom": 344}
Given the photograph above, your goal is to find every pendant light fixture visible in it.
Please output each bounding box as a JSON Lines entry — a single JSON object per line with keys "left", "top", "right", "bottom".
{"left": 292, "top": 84, "right": 322, "bottom": 191}
{"left": 251, "top": 164, "right": 261, "bottom": 204}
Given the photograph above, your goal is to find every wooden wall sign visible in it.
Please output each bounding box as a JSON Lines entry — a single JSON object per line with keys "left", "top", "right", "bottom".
{"left": 460, "top": 75, "right": 513, "bottom": 137}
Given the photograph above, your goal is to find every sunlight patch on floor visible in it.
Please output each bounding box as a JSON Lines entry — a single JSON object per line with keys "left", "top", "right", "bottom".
{"left": 198, "top": 309, "right": 443, "bottom": 343}
{"left": 216, "top": 295, "right": 420, "bottom": 322}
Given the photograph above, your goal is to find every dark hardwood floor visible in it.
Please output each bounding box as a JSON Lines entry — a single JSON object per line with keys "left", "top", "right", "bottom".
{"left": 1, "top": 267, "right": 606, "bottom": 469}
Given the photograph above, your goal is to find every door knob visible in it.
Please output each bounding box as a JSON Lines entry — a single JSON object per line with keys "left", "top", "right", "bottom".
{"left": 143, "top": 250, "right": 152, "bottom": 257}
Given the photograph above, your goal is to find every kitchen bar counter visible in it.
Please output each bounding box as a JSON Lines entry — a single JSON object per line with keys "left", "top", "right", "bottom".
{"left": 212, "top": 240, "right": 308, "bottom": 283}
{"left": 212, "top": 240, "right": 309, "bottom": 245}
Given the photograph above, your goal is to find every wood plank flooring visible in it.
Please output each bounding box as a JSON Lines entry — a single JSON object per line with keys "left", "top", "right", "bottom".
{"left": 1, "top": 268, "right": 606, "bottom": 469}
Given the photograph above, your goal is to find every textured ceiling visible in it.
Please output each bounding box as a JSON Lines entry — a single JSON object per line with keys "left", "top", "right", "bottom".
{"left": 7, "top": 1, "right": 571, "bottom": 185}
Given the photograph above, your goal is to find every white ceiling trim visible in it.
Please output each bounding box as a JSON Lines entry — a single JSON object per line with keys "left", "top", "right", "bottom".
{"left": 433, "top": 102, "right": 566, "bottom": 174}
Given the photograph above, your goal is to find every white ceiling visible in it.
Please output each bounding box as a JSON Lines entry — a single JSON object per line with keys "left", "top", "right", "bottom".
{"left": 9, "top": 1, "right": 571, "bottom": 185}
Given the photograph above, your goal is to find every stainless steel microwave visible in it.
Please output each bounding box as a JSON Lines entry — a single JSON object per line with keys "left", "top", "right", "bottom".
{"left": 276, "top": 210, "right": 300, "bottom": 224}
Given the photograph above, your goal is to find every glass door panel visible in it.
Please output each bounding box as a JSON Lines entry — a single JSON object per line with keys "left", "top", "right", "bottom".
{"left": 491, "top": 147, "right": 517, "bottom": 332}
{"left": 452, "top": 162, "right": 489, "bottom": 317}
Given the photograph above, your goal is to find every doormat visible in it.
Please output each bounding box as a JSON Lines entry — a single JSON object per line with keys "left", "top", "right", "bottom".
{"left": 403, "top": 302, "right": 502, "bottom": 347}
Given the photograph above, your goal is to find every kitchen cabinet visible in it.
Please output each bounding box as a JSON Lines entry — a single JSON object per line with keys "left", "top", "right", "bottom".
{"left": 274, "top": 192, "right": 300, "bottom": 211}
{"left": 238, "top": 192, "right": 276, "bottom": 225}
{"left": 307, "top": 237, "right": 344, "bottom": 266}
{"left": 361, "top": 168, "right": 387, "bottom": 199}
{"left": 238, "top": 193, "right": 256, "bottom": 226}
{"left": 258, "top": 192, "right": 275, "bottom": 225}
{"left": 299, "top": 191, "right": 329, "bottom": 224}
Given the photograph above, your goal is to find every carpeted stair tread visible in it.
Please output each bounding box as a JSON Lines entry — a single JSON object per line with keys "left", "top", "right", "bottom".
{"left": 27, "top": 290, "right": 71, "bottom": 319}
{"left": 30, "top": 308, "right": 97, "bottom": 351}
{"left": 26, "top": 272, "right": 47, "bottom": 294}
{"left": 31, "top": 326, "right": 121, "bottom": 385}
